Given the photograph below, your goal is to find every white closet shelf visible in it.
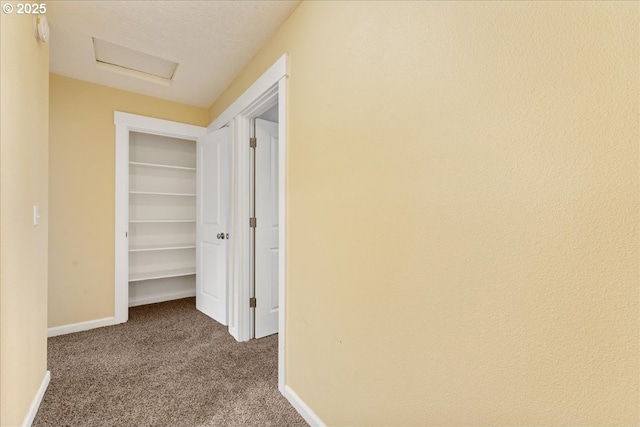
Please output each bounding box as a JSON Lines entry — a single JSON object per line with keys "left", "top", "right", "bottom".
{"left": 129, "top": 219, "right": 196, "bottom": 223}
{"left": 129, "top": 243, "right": 196, "bottom": 252}
{"left": 129, "top": 161, "right": 196, "bottom": 171}
{"left": 129, "top": 267, "right": 195, "bottom": 282}
{"left": 129, "top": 191, "right": 196, "bottom": 197}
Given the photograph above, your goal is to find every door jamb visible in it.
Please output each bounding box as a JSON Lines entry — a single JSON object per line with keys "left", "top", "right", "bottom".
{"left": 208, "top": 54, "right": 288, "bottom": 392}
{"left": 113, "top": 112, "right": 206, "bottom": 324}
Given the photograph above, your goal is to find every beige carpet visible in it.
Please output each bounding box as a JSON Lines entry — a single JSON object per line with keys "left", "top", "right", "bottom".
{"left": 33, "top": 298, "right": 307, "bottom": 427}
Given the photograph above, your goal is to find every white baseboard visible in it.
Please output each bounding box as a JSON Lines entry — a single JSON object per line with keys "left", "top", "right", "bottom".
{"left": 283, "top": 385, "right": 325, "bottom": 427}
{"left": 128, "top": 290, "right": 196, "bottom": 307}
{"left": 22, "top": 370, "right": 50, "bottom": 427}
{"left": 47, "top": 317, "right": 115, "bottom": 337}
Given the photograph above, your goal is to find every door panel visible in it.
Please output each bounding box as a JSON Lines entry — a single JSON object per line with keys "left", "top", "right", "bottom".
{"left": 201, "top": 242, "right": 221, "bottom": 298}
{"left": 255, "top": 119, "right": 279, "bottom": 338}
{"left": 202, "top": 142, "right": 221, "bottom": 224}
{"left": 196, "top": 127, "right": 230, "bottom": 325}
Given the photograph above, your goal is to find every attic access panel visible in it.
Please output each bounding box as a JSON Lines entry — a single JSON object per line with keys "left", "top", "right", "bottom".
{"left": 93, "top": 37, "right": 178, "bottom": 85}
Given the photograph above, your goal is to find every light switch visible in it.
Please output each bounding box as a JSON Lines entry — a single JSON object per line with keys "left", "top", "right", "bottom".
{"left": 33, "top": 205, "right": 39, "bottom": 226}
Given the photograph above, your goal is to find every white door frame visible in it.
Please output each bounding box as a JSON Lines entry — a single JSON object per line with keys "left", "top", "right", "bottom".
{"left": 208, "top": 54, "right": 288, "bottom": 392}
{"left": 113, "top": 112, "right": 206, "bottom": 324}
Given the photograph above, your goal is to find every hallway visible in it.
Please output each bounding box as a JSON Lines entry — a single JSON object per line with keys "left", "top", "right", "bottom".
{"left": 33, "top": 298, "right": 306, "bottom": 426}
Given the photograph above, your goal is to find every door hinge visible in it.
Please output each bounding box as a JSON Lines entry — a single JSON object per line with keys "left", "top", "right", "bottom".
{"left": 249, "top": 297, "right": 257, "bottom": 308}
{"left": 249, "top": 137, "right": 257, "bottom": 148}
{"left": 249, "top": 217, "right": 257, "bottom": 228}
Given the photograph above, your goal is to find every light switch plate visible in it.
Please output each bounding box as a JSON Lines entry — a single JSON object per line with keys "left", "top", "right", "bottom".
{"left": 33, "top": 205, "right": 39, "bottom": 226}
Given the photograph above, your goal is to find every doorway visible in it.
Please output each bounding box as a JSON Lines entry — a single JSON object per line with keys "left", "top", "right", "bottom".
{"left": 207, "top": 54, "right": 288, "bottom": 391}
{"left": 252, "top": 108, "right": 280, "bottom": 339}
{"left": 115, "top": 54, "right": 288, "bottom": 391}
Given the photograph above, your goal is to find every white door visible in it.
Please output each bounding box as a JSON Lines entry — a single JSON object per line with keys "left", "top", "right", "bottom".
{"left": 196, "top": 127, "right": 230, "bottom": 324}
{"left": 255, "top": 119, "right": 279, "bottom": 338}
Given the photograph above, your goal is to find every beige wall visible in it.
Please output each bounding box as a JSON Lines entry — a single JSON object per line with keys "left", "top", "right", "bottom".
{"left": 209, "top": 2, "right": 639, "bottom": 425}
{"left": 0, "top": 12, "right": 50, "bottom": 427}
{"left": 48, "top": 74, "right": 208, "bottom": 327}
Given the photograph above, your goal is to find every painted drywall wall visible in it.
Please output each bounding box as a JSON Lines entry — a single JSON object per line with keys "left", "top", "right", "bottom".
{"left": 209, "top": 2, "right": 639, "bottom": 425}
{"left": 0, "top": 12, "right": 50, "bottom": 427}
{"left": 48, "top": 74, "right": 208, "bottom": 327}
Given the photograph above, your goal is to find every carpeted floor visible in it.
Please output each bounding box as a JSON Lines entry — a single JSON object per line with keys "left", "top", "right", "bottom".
{"left": 33, "top": 298, "right": 307, "bottom": 427}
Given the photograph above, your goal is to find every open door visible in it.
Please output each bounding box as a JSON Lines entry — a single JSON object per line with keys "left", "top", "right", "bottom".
{"left": 196, "top": 127, "right": 230, "bottom": 324}
{"left": 255, "top": 119, "right": 279, "bottom": 338}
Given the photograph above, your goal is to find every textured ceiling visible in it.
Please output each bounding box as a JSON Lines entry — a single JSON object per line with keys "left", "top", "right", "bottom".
{"left": 46, "top": 1, "right": 300, "bottom": 107}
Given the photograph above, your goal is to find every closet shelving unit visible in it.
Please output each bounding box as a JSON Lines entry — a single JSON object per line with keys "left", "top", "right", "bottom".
{"left": 128, "top": 132, "right": 197, "bottom": 305}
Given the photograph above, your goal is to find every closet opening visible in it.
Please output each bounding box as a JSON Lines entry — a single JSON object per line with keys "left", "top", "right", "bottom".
{"left": 114, "top": 112, "right": 206, "bottom": 324}
{"left": 128, "top": 132, "right": 197, "bottom": 308}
